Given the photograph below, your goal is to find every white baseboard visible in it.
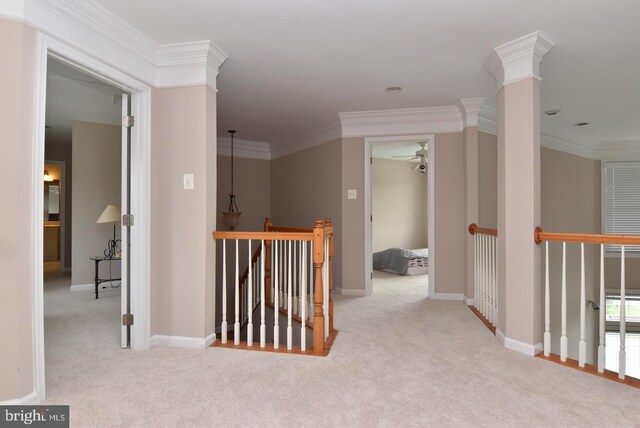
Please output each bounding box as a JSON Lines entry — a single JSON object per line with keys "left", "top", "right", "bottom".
{"left": 496, "top": 328, "right": 542, "bottom": 356}
{"left": 204, "top": 332, "right": 217, "bottom": 347}
{"left": 430, "top": 293, "right": 465, "bottom": 301}
{"left": 465, "top": 297, "right": 475, "bottom": 306}
{"left": 0, "top": 391, "right": 39, "bottom": 405}
{"left": 336, "top": 288, "right": 369, "bottom": 296}
{"left": 70, "top": 283, "right": 94, "bottom": 291}
{"left": 150, "top": 334, "right": 212, "bottom": 349}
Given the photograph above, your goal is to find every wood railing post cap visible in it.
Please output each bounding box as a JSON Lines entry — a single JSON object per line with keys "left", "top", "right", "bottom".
{"left": 468, "top": 223, "right": 478, "bottom": 235}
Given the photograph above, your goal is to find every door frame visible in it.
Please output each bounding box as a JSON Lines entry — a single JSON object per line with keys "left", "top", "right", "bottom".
{"left": 364, "top": 134, "right": 436, "bottom": 296}
{"left": 43, "top": 159, "right": 66, "bottom": 272}
{"left": 33, "top": 34, "right": 152, "bottom": 400}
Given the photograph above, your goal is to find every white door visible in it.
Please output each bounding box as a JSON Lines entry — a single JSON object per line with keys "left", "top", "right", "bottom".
{"left": 121, "top": 93, "right": 132, "bottom": 348}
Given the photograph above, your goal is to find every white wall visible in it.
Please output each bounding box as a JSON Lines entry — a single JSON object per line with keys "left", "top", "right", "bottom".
{"left": 372, "top": 157, "right": 427, "bottom": 252}
{"left": 71, "top": 121, "right": 121, "bottom": 285}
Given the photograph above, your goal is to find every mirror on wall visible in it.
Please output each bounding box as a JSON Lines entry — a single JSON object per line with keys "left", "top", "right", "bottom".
{"left": 44, "top": 180, "right": 60, "bottom": 221}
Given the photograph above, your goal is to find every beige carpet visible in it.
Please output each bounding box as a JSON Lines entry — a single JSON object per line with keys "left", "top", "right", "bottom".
{"left": 43, "top": 272, "right": 640, "bottom": 427}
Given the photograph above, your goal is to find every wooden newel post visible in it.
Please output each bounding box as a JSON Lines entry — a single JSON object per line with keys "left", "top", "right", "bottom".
{"left": 325, "top": 218, "right": 334, "bottom": 334}
{"left": 264, "top": 217, "right": 273, "bottom": 303}
{"left": 312, "top": 219, "right": 325, "bottom": 355}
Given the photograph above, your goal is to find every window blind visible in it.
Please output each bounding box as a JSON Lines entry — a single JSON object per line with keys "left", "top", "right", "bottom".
{"left": 603, "top": 161, "right": 640, "bottom": 254}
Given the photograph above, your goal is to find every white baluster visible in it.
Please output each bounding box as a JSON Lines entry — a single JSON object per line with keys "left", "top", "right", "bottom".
{"left": 619, "top": 245, "right": 626, "bottom": 380}
{"left": 479, "top": 234, "right": 484, "bottom": 316}
{"left": 281, "top": 240, "right": 286, "bottom": 309}
{"left": 544, "top": 241, "right": 550, "bottom": 357}
{"left": 482, "top": 234, "right": 487, "bottom": 319}
{"left": 324, "top": 236, "right": 329, "bottom": 339}
{"left": 308, "top": 241, "right": 314, "bottom": 324}
{"left": 560, "top": 241, "right": 567, "bottom": 362}
{"left": 301, "top": 241, "right": 307, "bottom": 352}
{"left": 293, "top": 241, "right": 298, "bottom": 315}
{"left": 273, "top": 240, "right": 279, "bottom": 349}
{"left": 493, "top": 235, "right": 498, "bottom": 325}
{"left": 234, "top": 240, "right": 240, "bottom": 346}
{"left": 474, "top": 233, "right": 478, "bottom": 309}
{"left": 579, "top": 242, "right": 586, "bottom": 367}
{"left": 489, "top": 235, "right": 494, "bottom": 325}
{"left": 287, "top": 240, "right": 293, "bottom": 350}
{"left": 597, "top": 243, "right": 605, "bottom": 373}
{"left": 221, "top": 239, "right": 227, "bottom": 344}
{"left": 247, "top": 240, "right": 253, "bottom": 347}
{"left": 260, "top": 240, "right": 266, "bottom": 348}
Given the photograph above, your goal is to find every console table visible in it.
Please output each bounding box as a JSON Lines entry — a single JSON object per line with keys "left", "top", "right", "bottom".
{"left": 89, "top": 256, "right": 121, "bottom": 299}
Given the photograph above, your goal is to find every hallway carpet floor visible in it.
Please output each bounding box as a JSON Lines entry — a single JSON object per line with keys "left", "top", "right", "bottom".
{"left": 43, "top": 272, "right": 640, "bottom": 427}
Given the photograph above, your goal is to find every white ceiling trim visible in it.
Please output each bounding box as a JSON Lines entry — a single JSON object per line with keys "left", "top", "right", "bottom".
{"left": 477, "top": 106, "right": 640, "bottom": 160}
{"left": 487, "top": 31, "right": 555, "bottom": 88}
{"left": 217, "top": 137, "right": 271, "bottom": 160}
{"left": 270, "top": 114, "right": 342, "bottom": 159}
{"left": 339, "top": 106, "right": 463, "bottom": 138}
{"left": 4, "top": 0, "right": 227, "bottom": 89}
{"left": 459, "top": 98, "right": 487, "bottom": 128}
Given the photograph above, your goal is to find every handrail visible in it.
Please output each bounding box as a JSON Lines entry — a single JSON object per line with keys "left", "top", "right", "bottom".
{"left": 239, "top": 245, "right": 262, "bottom": 286}
{"left": 468, "top": 223, "right": 498, "bottom": 236}
{"left": 267, "top": 225, "right": 313, "bottom": 233}
{"left": 534, "top": 227, "right": 640, "bottom": 246}
{"left": 213, "top": 231, "right": 313, "bottom": 241}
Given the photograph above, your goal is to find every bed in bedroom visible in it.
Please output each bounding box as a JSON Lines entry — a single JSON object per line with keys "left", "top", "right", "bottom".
{"left": 372, "top": 248, "right": 429, "bottom": 276}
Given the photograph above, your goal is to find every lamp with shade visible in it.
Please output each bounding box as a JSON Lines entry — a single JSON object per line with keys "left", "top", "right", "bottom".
{"left": 96, "top": 204, "right": 121, "bottom": 258}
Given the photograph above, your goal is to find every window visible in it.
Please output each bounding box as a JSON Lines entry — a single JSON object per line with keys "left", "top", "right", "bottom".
{"left": 605, "top": 291, "right": 640, "bottom": 378}
{"left": 602, "top": 161, "right": 640, "bottom": 255}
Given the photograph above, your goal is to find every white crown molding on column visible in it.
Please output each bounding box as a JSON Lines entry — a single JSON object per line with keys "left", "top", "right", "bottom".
{"left": 458, "top": 98, "right": 487, "bottom": 128}
{"left": 339, "top": 106, "right": 463, "bottom": 138}
{"left": 217, "top": 137, "right": 272, "bottom": 160}
{"left": 156, "top": 40, "right": 228, "bottom": 89}
{"left": 1, "top": 0, "right": 228, "bottom": 89}
{"left": 486, "top": 31, "right": 555, "bottom": 88}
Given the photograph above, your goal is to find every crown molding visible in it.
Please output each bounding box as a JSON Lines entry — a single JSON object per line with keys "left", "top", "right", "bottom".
{"left": 156, "top": 40, "right": 228, "bottom": 89}
{"left": 2, "top": 0, "right": 227, "bottom": 89}
{"left": 270, "top": 115, "right": 342, "bottom": 159}
{"left": 458, "top": 98, "right": 487, "bottom": 128}
{"left": 217, "top": 137, "right": 271, "bottom": 160}
{"left": 487, "top": 31, "right": 555, "bottom": 88}
{"left": 339, "top": 106, "right": 463, "bottom": 138}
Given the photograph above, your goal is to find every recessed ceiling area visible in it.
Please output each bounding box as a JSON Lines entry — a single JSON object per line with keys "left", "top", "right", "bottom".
{"left": 45, "top": 58, "right": 123, "bottom": 145}
{"left": 92, "top": 0, "right": 640, "bottom": 149}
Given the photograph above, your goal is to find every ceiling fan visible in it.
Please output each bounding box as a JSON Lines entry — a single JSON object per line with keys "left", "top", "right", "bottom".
{"left": 392, "top": 142, "right": 428, "bottom": 174}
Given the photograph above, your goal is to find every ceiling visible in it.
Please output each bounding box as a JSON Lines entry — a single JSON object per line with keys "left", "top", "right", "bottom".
{"left": 45, "top": 58, "right": 123, "bottom": 145}
{"left": 92, "top": 0, "right": 640, "bottom": 149}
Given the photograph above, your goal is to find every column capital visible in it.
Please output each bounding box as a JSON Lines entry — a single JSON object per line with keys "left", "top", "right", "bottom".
{"left": 487, "top": 31, "right": 555, "bottom": 88}
{"left": 458, "top": 98, "right": 487, "bottom": 128}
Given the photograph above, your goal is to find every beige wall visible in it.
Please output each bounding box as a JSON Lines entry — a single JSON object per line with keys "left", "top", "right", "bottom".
{"left": 216, "top": 155, "right": 271, "bottom": 328}
{"left": 341, "top": 137, "right": 365, "bottom": 293}
{"left": 371, "top": 158, "right": 428, "bottom": 252}
{"left": 271, "top": 139, "right": 343, "bottom": 290}
{"left": 151, "top": 86, "right": 217, "bottom": 339}
{"left": 71, "top": 122, "right": 121, "bottom": 285}
{"left": 433, "top": 133, "right": 466, "bottom": 296}
{"left": 478, "top": 131, "right": 497, "bottom": 229}
{"left": 541, "top": 147, "right": 601, "bottom": 364}
{"left": 0, "top": 18, "right": 37, "bottom": 401}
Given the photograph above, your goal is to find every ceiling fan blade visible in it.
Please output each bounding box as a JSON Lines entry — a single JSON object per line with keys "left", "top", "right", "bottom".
{"left": 392, "top": 155, "right": 417, "bottom": 158}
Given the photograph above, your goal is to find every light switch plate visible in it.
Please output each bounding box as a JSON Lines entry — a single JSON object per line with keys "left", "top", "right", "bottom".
{"left": 348, "top": 189, "right": 357, "bottom": 200}
{"left": 183, "top": 174, "right": 194, "bottom": 190}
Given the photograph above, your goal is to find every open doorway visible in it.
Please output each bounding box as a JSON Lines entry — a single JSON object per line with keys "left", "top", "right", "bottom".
{"left": 42, "top": 56, "right": 130, "bottom": 395}
{"left": 364, "top": 135, "right": 434, "bottom": 297}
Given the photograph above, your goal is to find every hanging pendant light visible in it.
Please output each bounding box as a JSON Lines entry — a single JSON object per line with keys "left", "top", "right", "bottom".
{"left": 222, "top": 130, "right": 241, "bottom": 230}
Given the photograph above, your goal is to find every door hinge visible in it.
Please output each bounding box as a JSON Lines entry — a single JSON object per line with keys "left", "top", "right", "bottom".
{"left": 122, "top": 214, "right": 134, "bottom": 227}
{"left": 370, "top": 215, "right": 373, "bottom": 222}
{"left": 122, "top": 115, "right": 134, "bottom": 128}
{"left": 370, "top": 157, "right": 373, "bottom": 165}
{"left": 371, "top": 272, "right": 373, "bottom": 279}
{"left": 122, "top": 313, "right": 134, "bottom": 326}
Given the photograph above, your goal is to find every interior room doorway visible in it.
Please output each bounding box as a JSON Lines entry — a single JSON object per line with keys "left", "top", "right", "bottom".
{"left": 364, "top": 135, "right": 435, "bottom": 296}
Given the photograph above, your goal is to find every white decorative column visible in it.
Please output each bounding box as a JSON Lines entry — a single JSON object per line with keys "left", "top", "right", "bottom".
{"left": 460, "top": 98, "right": 486, "bottom": 305}
{"left": 489, "top": 31, "right": 554, "bottom": 355}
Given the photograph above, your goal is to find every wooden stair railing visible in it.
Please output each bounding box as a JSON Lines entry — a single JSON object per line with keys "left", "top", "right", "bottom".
{"left": 468, "top": 223, "right": 498, "bottom": 333}
{"left": 212, "top": 217, "right": 337, "bottom": 356}
{"left": 535, "top": 227, "right": 640, "bottom": 384}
